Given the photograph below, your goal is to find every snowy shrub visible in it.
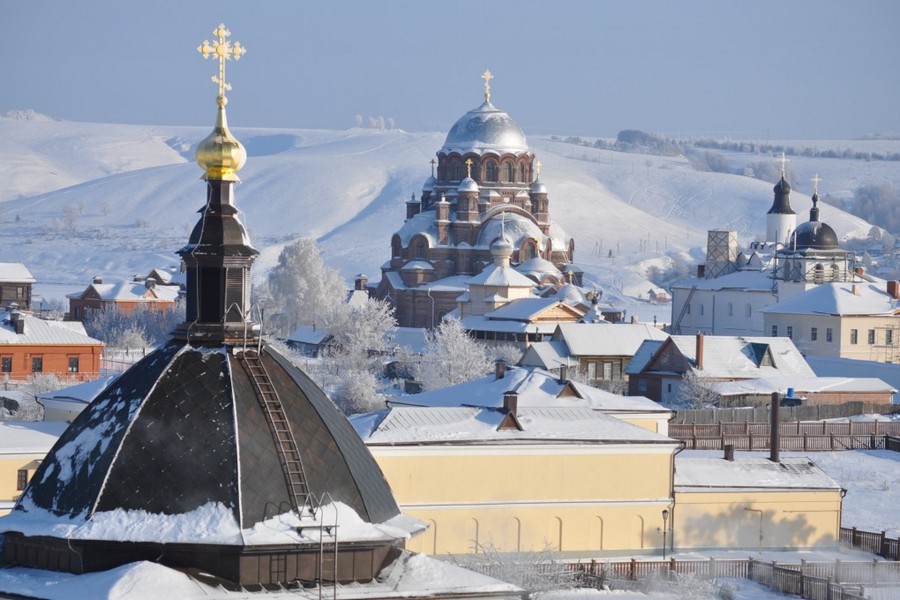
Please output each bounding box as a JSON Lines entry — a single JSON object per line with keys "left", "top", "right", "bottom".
{"left": 451, "top": 542, "right": 578, "bottom": 594}
{"left": 412, "top": 319, "right": 493, "bottom": 391}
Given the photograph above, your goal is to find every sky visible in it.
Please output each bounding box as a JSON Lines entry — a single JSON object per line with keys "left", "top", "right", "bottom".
{"left": 1, "top": 0, "right": 898, "bottom": 140}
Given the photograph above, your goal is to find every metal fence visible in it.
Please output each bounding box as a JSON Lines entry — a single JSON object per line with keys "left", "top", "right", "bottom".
{"left": 670, "top": 420, "right": 900, "bottom": 451}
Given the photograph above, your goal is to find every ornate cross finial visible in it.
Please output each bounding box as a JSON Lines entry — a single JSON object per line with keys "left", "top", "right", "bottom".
{"left": 812, "top": 173, "right": 821, "bottom": 195}
{"left": 779, "top": 152, "right": 789, "bottom": 178}
{"left": 535, "top": 160, "right": 542, "bottom": 180}
{"left": 430, "top": 158, "right": 436, "bottom": 177}
{"left": 465, "top": 158, "right": 473, "bottom": 178}
{"left": 482, "top": 69, "right": 493, "bottom": 102}
{"left": 197, "top": 24, "right": 246, "bottom": 100}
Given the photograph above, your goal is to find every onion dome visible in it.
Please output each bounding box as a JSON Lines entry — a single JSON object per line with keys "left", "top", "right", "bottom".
{"left": 422, "top": 174, "right": 436, "bottom": 191}
{"left": 768, "top": 175, "right": 795, "bottom": 215}
{"left": 490, "top": 236, "right": 514, "bottom": 260}
{"left": 196, "top": 96, "right": 247, "bottom": 181}
{"left": 530, "top": 178, "right": 548, "bottom": 194}
{"left": 458, "top": 176, "right": 479, "bottom": 193}
{"left": 790, "top": 194, "right": 839, "bottom": 250}
{"left": 441, "top": 100, "right": 529, "bottom": 155}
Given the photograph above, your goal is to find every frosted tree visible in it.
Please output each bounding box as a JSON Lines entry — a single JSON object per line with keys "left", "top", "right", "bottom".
{"left": 412, "top": 319, "right": 493, "bottom": 391}
{"left": 261, "top": 238, "right": 345, "bottom": 336}
{"left": 675, "top": 369, "right": 721, "bottom": 408}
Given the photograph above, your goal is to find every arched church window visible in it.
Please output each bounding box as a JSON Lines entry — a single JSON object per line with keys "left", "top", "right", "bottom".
{"left": 519, "top": 163, "right": 526, "bottom": 182}
{"left": 814, "top": 263, "right": 824, "bottom": 284}
{"left": 391, "top": 235, "right": 402, "bottom": 258}
{"left": 521, "top": 240, "right": 536, "bottom": 261}
{"left": 486, "top": 161, "right": 498, "bottom": 182}
{"left": 831, "top": 264, "right": 840, "bottom": 281}
{"left": 505, "top": 163, "right": 515, "bottom": 183}
{"left": 452, "top": 163, "right": 463, "bottom": 181}
{"left": 411, "top": 237, "right": 427, "bottom": 259}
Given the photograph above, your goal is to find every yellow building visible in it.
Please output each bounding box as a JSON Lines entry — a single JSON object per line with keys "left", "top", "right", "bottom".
{"left": 355, "top": 366, "right": 844, "bottom": 557}
{"left": 0, "top": 421, "right": 69, "bottom": 515}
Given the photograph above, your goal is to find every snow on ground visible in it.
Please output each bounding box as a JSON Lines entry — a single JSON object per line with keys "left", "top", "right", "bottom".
{"left": 1, "top": 117, "right": 896, "bottom": 324}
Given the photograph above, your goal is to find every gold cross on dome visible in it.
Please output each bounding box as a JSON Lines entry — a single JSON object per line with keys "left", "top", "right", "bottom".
{"left": 779, "top": 152, "right": 790, "bottom": 177}
{"left": 482, "top": 69, "right": 493, "bottom": 102}
{"left": 430, "top": 158, "right": 436, "bottom": 177}
{"left": 535, "top": 160, "right": 542, "bottom": 179}
{"left": 465, "top": 158, "right": 473, "bottom": 178}
{"left": 812, "top": 173, "right": 822, "bottom": 195}
{"left": 197, "top": 23, "right": 247, "bottom": 99}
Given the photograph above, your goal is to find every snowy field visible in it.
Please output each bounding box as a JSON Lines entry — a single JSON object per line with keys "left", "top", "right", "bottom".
{"left": 1, "top": 115, "right": 896, "bottom": 324}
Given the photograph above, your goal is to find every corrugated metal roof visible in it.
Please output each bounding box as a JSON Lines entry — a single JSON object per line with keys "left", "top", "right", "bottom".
{"left": 556, "top": 322, "right": 669, "bottom": 356}
{"left": 675, "top": 456, "right": 840, "bottom": 491}
{"left": 762, "top": 282, "right": 900, "bottom": 316}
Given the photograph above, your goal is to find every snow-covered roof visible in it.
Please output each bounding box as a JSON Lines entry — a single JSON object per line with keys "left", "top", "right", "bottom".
{"left": 0, "top": 421, "right": 69, "bottom": 455}
{"left": 485, "top": 297, "right": 573, "bottom": 322}
{"left": 355, "top": 405, "right": 674, "bottom": 445}
{"left": 675, "top": 456, "right": 841, "bottom": 492}
{"left": 467, "top": 263, "right": 535, "bottom": 288}
{"left": 708, "top": 375, "right": 896, "bottom": 396}
{"left": 624, "top": 339, "right": 666, "bottom": 375}
{"left": 805, "top": 354, "right": 900, "bottom": 392}
{"left": 627, "top": 335, "right": 816, "bottom": 379}
{"left": 671, "top": 268, "right": 774, "bottom": 292}
{"left": 515, "top": 257, "right": 562, "bottom": 279}
{"left": 0, "top": 311, "right": 103, "bottom": 346}
{"left": 0, "top": 263, "right": 35, "bottom": 284}
{"left": 440, "top": 99, "right": 530, "bottom": 155}
{"left": 36, "top": 375, "right": 118, "bottom": 405}
{"left": 389, "top": 365, "right": 668, "bottom": 414}
{"left": 67, "top": 280, "right": 180, "bottom": 303}
{"left": 395, "top": 211, "right": 437, "bottom": 247}
{"left": 555, "top": 322, "right": 669, "bottom": 357}
{"left": 475, "top": 213, "right": 545, "bottom": 250}
{"left": 287, "top": 325, "right": 332, "bottom": 345}
{"left": 762, "top": 282, "right": 900, "bottom": 316}
{"left": 459, "top": 314, "right": 558, "bottom": 335}
{"left": 554, "top": 283, "right": 586, "bottom": 304}
{"left": 519, "top": 340, "right": 569, "bottom": 369}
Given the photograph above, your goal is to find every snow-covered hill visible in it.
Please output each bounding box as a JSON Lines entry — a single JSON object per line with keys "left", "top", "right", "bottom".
{"left": 0, "top": 116, "right": 895, "bottom": 320}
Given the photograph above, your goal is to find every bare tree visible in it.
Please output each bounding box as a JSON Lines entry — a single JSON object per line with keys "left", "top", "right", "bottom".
{"left": 411, "top": 319, "right": 493, "bottom": 391}
{"left": 676, "top": 370, "right": 721, "bottom": 408}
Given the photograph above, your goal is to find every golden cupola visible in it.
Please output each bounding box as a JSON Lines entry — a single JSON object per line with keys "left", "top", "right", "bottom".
{"left": 195, "top": 24, "right": 247, "bottom": 181}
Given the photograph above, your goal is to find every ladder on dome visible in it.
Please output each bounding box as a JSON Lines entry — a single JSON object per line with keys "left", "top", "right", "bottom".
{"left": 240, "top": 350, "right": 316, "bottom": 518}
{"left": 671, "top": 285, "right": 697, "bottom": 334}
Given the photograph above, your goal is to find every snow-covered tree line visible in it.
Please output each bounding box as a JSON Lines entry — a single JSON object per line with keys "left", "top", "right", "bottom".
{"left": 84, "top": 302, "right": 186, "bottom": 349}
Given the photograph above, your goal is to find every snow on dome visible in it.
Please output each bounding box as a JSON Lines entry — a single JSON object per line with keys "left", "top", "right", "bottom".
{"left": 422, "top": 174, "right": 435, "bottom": 191}
{"left": 530, "top": 179, "right": 548, "bottom": 194}
{"left": 516, "top": 257, "right": 562, "bottom": 279}
{"left": 555, "top": 282, "right": 586, "bottom": 304}
{"left": 441, "top": 100, "right": 530, "bottom": 155}
{"left": 458, "top": 176, "right": 478, "bottom": 192}
{"left": 476, "top": 213, "right": 544, "bottom": 249}
{"left": 490, "top": 237, "right": 514, "bottom": 259}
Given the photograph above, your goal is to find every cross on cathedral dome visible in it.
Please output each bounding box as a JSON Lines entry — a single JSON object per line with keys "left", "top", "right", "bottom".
{"left": 441, "top": 73, "right": 530, "bottom": 155}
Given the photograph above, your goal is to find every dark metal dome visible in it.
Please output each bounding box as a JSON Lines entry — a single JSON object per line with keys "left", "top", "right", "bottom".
{"left": 768, "top": 175, "right": 795, "bottom": 215}
{"left": 790, "top": 194, "right": 839, "bottom": 250}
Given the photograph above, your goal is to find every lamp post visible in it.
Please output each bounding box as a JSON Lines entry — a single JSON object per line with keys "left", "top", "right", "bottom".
{"left": 662, "top": 509, "right": 670, "bottom": 559}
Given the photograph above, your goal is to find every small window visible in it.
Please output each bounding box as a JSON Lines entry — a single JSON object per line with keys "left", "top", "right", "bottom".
{"left": 771, "top": 325, "right": 778, "bottom": 337}
{"left": 505, "top": 163, "right": 515, "bottom": 182}
{"left": 587, "top": 362, "right": 597, "bottom": 381}
{"left": 637, "top": 379, "right": 648, "bottom": 392}
{"left": 17, "top": 469, "right": 28, "bottom": 491}
{"left": 814, "top": 264, "right": 824, "bottom": 284}
{"left": 868, "top": 329, "right": 876, "bottom": 345}
{"left": 850, "top": 329, "right": 858, "bottom": 345}
{"left": 31, "top": 356, "right": 43, "bottom": 373}
{"left": 68, "top": 357, "right": 79, "bottom": 373}
{"left": 827, "top": 328, "right": 833, "bottom": 343}
{"left": 888, "top": 330, "right": 894, "bottom": 346}
{"left": 603, "top": 362, "right": 613, "bottom": 380}
{"left": 485, "top": 162, "right": 498, "bottom": 182}
{"left": 667, "top": 383, "right": 672, "bottom": 393}
{"left": 811, "top": 327, "right": 818, "bottom": 341}
{"left": 787, "top": 326, "right": 793, "bottom": 340}
{"left": 1, "top": 356, "right": 11, "bottom": 373}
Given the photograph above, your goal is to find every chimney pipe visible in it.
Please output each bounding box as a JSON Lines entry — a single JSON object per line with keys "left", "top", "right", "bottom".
{"left": 558, "top": 364, "right": 568, "bottom": 383}
{"left": 852, "top": 284, "right": 859, "bottom": 296}
{"left": 695, "top": 333, "right": 704, "bottom": 371}
{"left": 888, "top": 281, "right": 900, "bottom": 300}
{"left": 724, "top": 444, "right": 735, "bottom": 461}
{"left": 769, "top": 392, "right": 780, "bottom": 463}
{"left": 495, "top": 359, "right": 506, "bottom": 380}
{"left": 503, "top": 391, "right": 518, "bottom": 417}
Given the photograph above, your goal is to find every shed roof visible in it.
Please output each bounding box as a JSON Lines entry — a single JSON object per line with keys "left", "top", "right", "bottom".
{"left": 675, "top": 456, "right": 841, "bottom": 491}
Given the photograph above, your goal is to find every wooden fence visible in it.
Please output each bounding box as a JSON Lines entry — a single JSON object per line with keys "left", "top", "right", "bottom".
{"left": 670, "top": 420, "right": 900, "bottom": 451}
{"left": 842, "top": 527, "right": 900, "bottom": 561}
{"left": 672, "top": 403, "right": 900, "bottom": 425}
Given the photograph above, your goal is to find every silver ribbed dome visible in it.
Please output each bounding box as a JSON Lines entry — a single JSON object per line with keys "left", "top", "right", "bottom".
{"left": 441, "top": 100, "right": 529, "bottom": 155}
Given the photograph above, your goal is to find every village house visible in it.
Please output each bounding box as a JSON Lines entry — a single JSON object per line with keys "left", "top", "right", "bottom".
{"left": 66, "top": 271, "right": 181, "bottom": 321}
{"left": 625, "top": 333, "right": 815, "bottom": 404}
{"left": 519, "top": 322, "right": 669, "bottom": 389}
{"left": 0, "top": 263, "right": 35, "bottom": 311}
{"left": 0, "top": 309, "right": 104, "bottom": 382}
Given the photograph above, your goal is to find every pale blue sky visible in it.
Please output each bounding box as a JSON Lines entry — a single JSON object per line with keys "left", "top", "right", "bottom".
{"left": 2, "top": 0, "right": 897, "bottom": 139}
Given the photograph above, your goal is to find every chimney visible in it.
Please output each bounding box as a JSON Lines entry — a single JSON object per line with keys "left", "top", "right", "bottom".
{"left": 502, "top": 391, "right": 518, "bottom": 417}
{"left": 888, "top": 281, "right": 900, "bottom": 300}
{"left": 697, "top": 264, "right": 705, "bottom": 278}
{"left": 92, "top": 276, "right": 103, "bottom": 284}
{"left": 724, "top": 444, "right": 735, "bottom": 461}
{"left": 852, "top": 284, "right": 859, "bottom": 296}
{"left": 10, "top": 311, "right": 25, "bottom": 335}
{"left": 133, "top": 275, "right": 142, "bottom": 283}
{"left": 695, "top": 332, "right": 704, "bottom": 371}
{"left": 769, "top": 391, "right": 780, "bottom": 463}
{"left": 558, "top": 364, "right": 568, "bottom": 383}
{"left": 855, "top": 267, "right": 865, "bottom": 278}
{"left": 355, "top": 274, "right": 368, "bottom": 291}
{"left": 495, "top": 359, "right": 506, "bottom": 380}
{"left": 145, "top": 277, "right": 157, "bottom": 290}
